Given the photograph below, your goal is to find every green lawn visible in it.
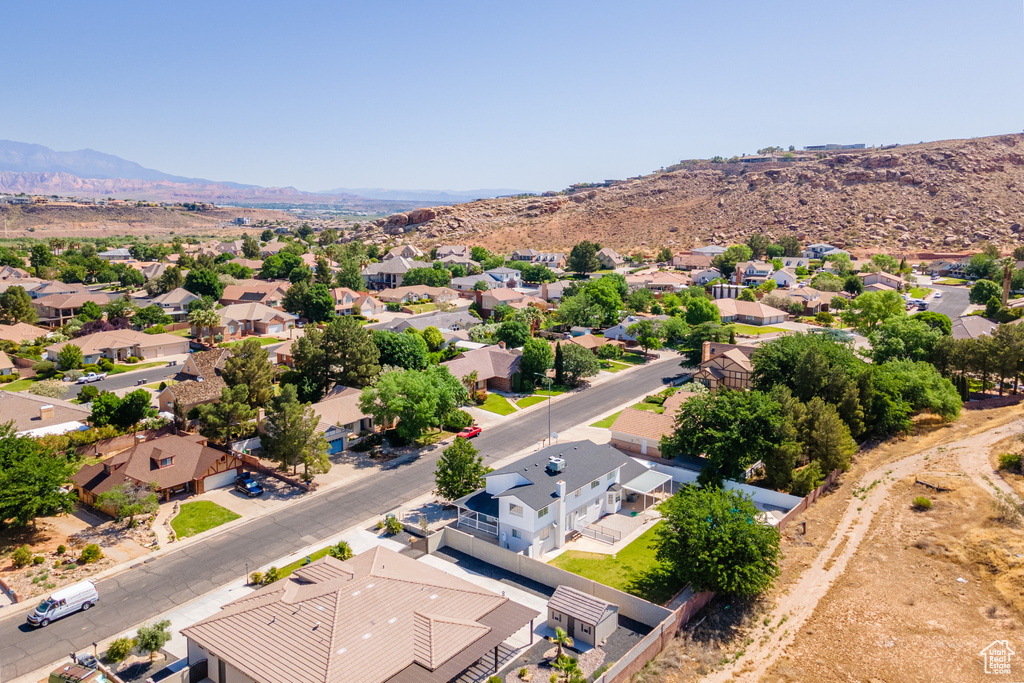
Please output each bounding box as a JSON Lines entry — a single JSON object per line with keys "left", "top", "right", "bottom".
{"left": 909, "top": 287, "right": 933, "bottom": 299}
{"left": 600, "top": 360, "right": 628, "bottom": 373}
{"left": 631, "top": 401, "right": 665, "bottom": 414}
{"left": 935, "top": 277, "right": 967, "bottom": 285}
{"left": 221, "top": 337, "right": 284, "bottom": 348}
{"left": 731, "top": 324, "right": 787, "bottom": 336}
{"left": 617, "top": 353, "right": 648, "bottom": 365}
{"left": 116, "top": 360, "right": 167, "bottom": 372}
{"left": 523, "top": 385, "right": 569, "bottom": 397}
{"left": 169, "top": 328, "right": 192, "bottom": 337}
{"left": 2, "top": 378, "right": 40, "bottom": 392}
{"left": 478, "top": 393, "right": 517, "bottom": 416}
{"left": 405, "top": 303, "right": 438, "bottom": 314}
{"left": 590, "top": 410, "right": 622, "bottom": 428}
{"left": 549, "top": 522, "right": 683, "bottom": 604}
{"left": 516, "top": 395, "right": 548, "bottom": 408}
{"left": 144, "top": 379, "right": 176, "bottom": 390}
{"left": 171, "top": 501, "right": 241, "bottom": 539}
{"left": 276, "top": 546, "right": 333, "bottom": 579}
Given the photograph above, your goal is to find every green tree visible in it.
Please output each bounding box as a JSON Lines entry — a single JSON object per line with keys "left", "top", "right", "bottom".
{"left": 242, "top": 234, "right": 261, "bottom": 259}
{"left": 556, "top": 292, "right": 604, "bottom": 329}
{"left": 841, "top": 290, "right": 905, "bottom": 333}
{"left": 402, "top": 267, "right": 451, "bottom": 287}
{"left": 0, "top": 285, "right": 38, "bottom": 324}
{"left": 495, "top": 320, "right": 530, "bottom": 348}
{"left": 685, "top": 297, "right": 719, "bottom": 326}
{"left": 303, "top": 283, "right": 336, "bottom": 323}
{"left": 799, "top": 397, "right": 856, "bottom": 472}
{"left": 56, "top": 344, "right": 83, "bottom": 370}
{"left": 30, "top": 244, "right": 56, "bottom": 272}
{"left": 777, "top": 236, "right": 801, "bottom": 257}
{"left": 0, "top": 422, "right": 76, "bottom": 528}
{"left": 553, "top": 342, "right": 565, "bottom": 385}
{"left": 520, "top": 338, "right": 553, "bottom": 384}
{"left": 627, "top": 319, "right": 663, "bottom": 356}
{"left": 90, "top": 390, "right": 155, "bottom": 430}
{"left": 656, "top": 486, "right": 781, "bottom": 596}
{"left": 434, "top": 437, "right": 488, "bottom": 501}
{"left": 96, "top": 482, "right": 158, "bottom": 524}
{"left": 134, "top": 304, "right": 172, "bottom": 329}
{"left": 422, "top": 326, "right": 444, "bottom": 352}
{"left": 970, "top": 279, "right": 1001, "bottom": 305}
{"left": 627, "top": 288, "right": 655, "bottom": 313}
{"left": 372, "top": 329, "right": 429, "bottom": 370}
{"left": 811, "top": 271, "right": 845, "bottom": 292}
{"left": 737, "top": 288, "right": 756, "bottom": 302}
{"left": 104, "top": 295, "right": 138, "bottom": 321}
{"left": 335, "top": 255, "right": 364, "bottom": 291}
{"left": 196, "top": 385, "right": 257, "bottom": 445}
{"left": 120, "top": 268, "right": 144, "bottom": 290}
{"left": 79, "top": 300, "right": 103, "bottom": 322}
{"left": 183, "top": 268, "right": 224, "bottom": 299}
{"left": 712, "top": 245, "right": 753, "bottom": 278}
{"left": 661, "top": 390, "right": 783, "bottom": 486}
{"left": 135, "top": 620, "right": 172, "bottom": 662}
{"left": 222, "top": 338, "right": 276, "bottom": 408}
{"left": 260, "top": 384, "right": 330, "bottom": 479}
{"left": 359, "top": 366, "right": 468, "bottom": 441}
{"left": 559, "top": 340, "right": 600, "bottom": 386}
{"left": 568, "top": 241, "right": 601, "bottom": 275}
{"left": 842, "top": 275, "right": 863, "bottom": 295}
{"left": 746, "top": 234, "right": 770, "bottom": 260}
{"left": 657, "top": 246, "right": 674, "bottom": 263}
{"left": 869, "top": 316, "right": 942, "bottom": 364}
{"left": 188, "top": 307, "right": 221, "bottom": 345}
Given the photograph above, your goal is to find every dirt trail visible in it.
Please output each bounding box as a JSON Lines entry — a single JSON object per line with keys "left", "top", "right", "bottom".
{"left": 702, "top": 416, "right": 1024, "bottom": 683}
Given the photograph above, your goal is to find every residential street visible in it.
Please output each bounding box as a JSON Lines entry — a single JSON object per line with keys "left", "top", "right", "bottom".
{"left": 0, "top": 357, "right": 685, "bottom": 680}
{"left": 62, "top": 363, "right": 180, "bottom": 399}
{"left": 922, "top": 283, "right": 971, "bottom": 319}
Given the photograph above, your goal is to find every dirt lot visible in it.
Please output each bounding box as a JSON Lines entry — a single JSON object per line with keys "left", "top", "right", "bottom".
{"left": 640, "top": 406, "right": 1024, "bottom": 683}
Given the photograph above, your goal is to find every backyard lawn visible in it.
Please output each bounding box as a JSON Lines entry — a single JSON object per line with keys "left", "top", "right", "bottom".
{"left": 590, "top": 410, "right": 622, "bottom": 428}
{"left": 549, "top": 522, "right": 682, "bottom": 604}
{"left": 478, "top": 393, "right": 517, "bottom": 416}
{"left": 221, "top": 337, "right": 284, "bottom": 348}
{"left": 169, "top": 328, "right": 192, "bottom": 337}
{"left": 731, "top": 324, "right": 787, "bottom": 336}
{"left": 2, "top": 378, "right": 40, "bottom": 392}
{"left": 171, "top": 501, "right": 241, "bottom": 539}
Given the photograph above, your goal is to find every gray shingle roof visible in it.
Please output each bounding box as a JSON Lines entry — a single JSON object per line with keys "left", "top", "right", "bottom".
{"left": 548, "top": 585, "right": 616, "bottom": 625}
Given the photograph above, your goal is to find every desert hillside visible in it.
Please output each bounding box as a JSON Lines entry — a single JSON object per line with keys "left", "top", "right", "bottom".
{"left": 368, "top": 133, "right": 1024, "bottom": 256}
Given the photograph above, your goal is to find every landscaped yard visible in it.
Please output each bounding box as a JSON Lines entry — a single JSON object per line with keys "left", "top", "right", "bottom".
{"left": 116, "top": 360, "right": 168, "bottom": 372}
{"left": 731, "top": 324, "right": 787, "bottom": 336}
{"left": 909, "top": 287, "right": 933, "bottom": 299}
{"left": 935, "top": 277, "right": 967, "bottom": 285}
{"left": 169, "top": 328, "right": 192, "bottom": 337}
{"left": 617, "top": 353, "right": 648, "bottom": 365}
{"left": 631, "top": 401, "right": 665, "bottom": 414}
{"left": 516, "top": 395, "right": 547, "bottom": 408}
{"left": 2, "top": 378, "right": 40, "bottom": 392}
{"left": 478, "top": 393, "right": 517, "bottom": 416}
{"left": 171, "top": 501, "right": 241, "bottom": 539}
{"left": 549, "top": 522, "right": 682, "bottom": 604}
{"left": 276, "top": 545, "right": 333, "bottom": 579}
{"left": 590, "top": 410, "right": 622, "bottom": 428}
{"left": 600, "top": 360, "right": 629, "bottom": 373}
{"left": 221, "top": 337, "right": 284, "bottom": 348}
{"left": 405, "top": 303, "right": 438, "bottom": 314}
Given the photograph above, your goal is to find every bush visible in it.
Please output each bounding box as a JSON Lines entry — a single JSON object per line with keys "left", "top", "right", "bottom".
{"left": 643, "top": 394, "right": 666, "bottom": 406}
{"left": 328, "top": 541, "right": 353, "bottom": 561}
{"left": 80, "top": 544, "right": 103, "bottom": 563}
{"left": 913, "top": 496, "right": 932, "bottom": 510}
{"left": 262, "top": 566, "right": 279, "bottom": 585}
{"left": 597, "top": 344, "right": 623, "bottom": 360}
{"left": 56, "top": 544, "right": 66, "bottom": 555}
{"left": 249, "top": 571, "right": 263, "bottom": 585}
{"left": 78, "top": 385, "right": 99, "bottom": 403}
{"left": 789, "top": 461, "right": 824, "bottom": 497}
{"left": 65, "top": 369, "right": 84, "bottom": 381}
{"left": 98, "top": 358, "right": 114, "bottom": 372}
{"left": 0, "top": 373, "right": 18, "bottom": 384}
{"left": 12, "top": 545, "right": 32, "bottom": 568}
{"left": 126, "top": 356, "right": 139, "bottom": 364}
{"left": 998, "top": 452, "right": 1022, "bottom": 472}
{"left": 350, "top": 432, "right": 382, "bottom": 452}
{"left": 386, "top": 302, "right": 403, "bottom": 312}
{"left": 32, "top": 360, "right": 56, "bottom": 377}
{"left": 32, "top": 555, "right": 45, "bottom": 565}
{"left": 443, "top": 410, "right": 473, "bottom": 431}
{"left": 385, "top": 516, "right": 403, "bottom": 535}
{"left": 157, "top": 381, "right": 167, "bottom": 391}
{"left": 106, "top": 637, "right": 135, "bottom": 663}
{"left": 376, "top": 519, "right": 386, "bottom": 530}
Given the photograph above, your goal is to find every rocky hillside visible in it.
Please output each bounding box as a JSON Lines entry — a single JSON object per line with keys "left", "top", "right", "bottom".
{"left": 363, "top": 133, "right": 1024, "bottom": 256}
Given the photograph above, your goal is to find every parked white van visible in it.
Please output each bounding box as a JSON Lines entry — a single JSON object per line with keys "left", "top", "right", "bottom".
{"left": 26, "top": 581, "right": 98, "bottom": 627}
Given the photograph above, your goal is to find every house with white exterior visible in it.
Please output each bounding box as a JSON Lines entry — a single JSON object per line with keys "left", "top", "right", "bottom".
{"left": 856, "top": 270, "right": 905, "bottom": 290}
{"left": 770, "top": 267, "right": 798, "bottom": 288}
{"left": 691, "top": 267, "right": 722, "bottom": 285}
{"left": 453, "top": 440, "right": 666, "bottom": 557}
{"left": 734, "top": 261, "right": 774, "bottom": 286}
{"left": 603, "top": 315, "right": 669, "bottom": 342}
{"left": 801, "top": 243, "right": 848, "bottom": 259}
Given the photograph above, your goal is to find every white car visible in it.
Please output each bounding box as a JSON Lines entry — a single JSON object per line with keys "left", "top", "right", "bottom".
{"left": 934, "top": 291, "right": 942, "bottom": 298}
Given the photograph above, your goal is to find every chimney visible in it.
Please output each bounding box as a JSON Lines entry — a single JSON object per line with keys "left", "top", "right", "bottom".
{"left": 497, "top": 341, "right": 506, "bottom": 350}
{"left": 701, "top": 340, "right": 712, "bottom": 363}
{"left": 39, "top": 404, "right": 54, "bottom": 420}
{"left": 555, "top": 480, "right": 566, "bottom": 498}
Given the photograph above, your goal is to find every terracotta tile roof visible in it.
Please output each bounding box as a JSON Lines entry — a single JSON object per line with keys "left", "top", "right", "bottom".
{"left": 33, "top": 291, "right": 111, "bottom": 310}
{"left": 218, "top": 303, "right": 298, "bottom": 325}
{"left": 221, "top": 281, "right": 289, "bottom": 305}
{"left": 181, "top": 546, "right": 537, "bottom": 683}
{"left": 609, "top": 407, "right": 676, "bottom": 441}
{"left": 714, "top": 298, "right": 788, "bottom": 320}
{"left": 72, "top": 433, "right": 236, "bottom": 495}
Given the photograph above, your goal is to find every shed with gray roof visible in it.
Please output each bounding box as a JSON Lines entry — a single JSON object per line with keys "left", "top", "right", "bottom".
{"left": 546, "top": 585, "right": 618, "bottom": 647}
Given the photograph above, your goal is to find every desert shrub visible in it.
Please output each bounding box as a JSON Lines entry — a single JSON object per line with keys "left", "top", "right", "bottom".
{"left": 385, "top": 516, "right": 403, "bottom": 535}
{"left": 250, "top": 571, "right": 263, "bottom": 585}
{"left": 32, "top": 555, "right": 45, "bottom": 565}
{"left": 80, "top": 544, "right": 103, "bottom": 563}
{"left": 126, "top": 356, "right": 139, "bottom": 364}
{"left": 261, "top": 566, "right": 279, "bottom": 585}
{"left": 328, "top": 541, "right": 353, "bottom": 561}
{"left": 56, "top": 544, "right": 66, "bottom": 555}
{"left": 12, "top": 545, "right": 32, "bottom": 568}
{"left": 913, "top": 496, "right": 932, "bottom": 510}
{"left": 106, "top": 637, "right": 135, "bottom": 663}
{"left": 376, "top": 519, "right": 386, "bottom": 530}
{"left": 998, "top": 452, "right": 1022, "bottom": 472}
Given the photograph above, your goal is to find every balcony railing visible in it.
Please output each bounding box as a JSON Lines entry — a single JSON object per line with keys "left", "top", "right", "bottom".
{"left": 580, "top": 523, "right": 621, "bottom": 545}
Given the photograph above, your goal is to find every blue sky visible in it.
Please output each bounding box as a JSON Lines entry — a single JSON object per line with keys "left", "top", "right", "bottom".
{"left": 3, "top": 1, "right": 1022, "bottom": 192}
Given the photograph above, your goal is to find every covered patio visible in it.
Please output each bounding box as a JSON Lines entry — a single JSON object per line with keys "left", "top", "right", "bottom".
{"left": 621, "top": 469, "right": 673, "bottom": 516}
{"left": 454, "top": 489, "right": 499, "bottom": 538}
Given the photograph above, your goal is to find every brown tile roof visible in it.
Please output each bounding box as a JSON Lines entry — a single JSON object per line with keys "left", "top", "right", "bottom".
{"left": 218, "top": 302, "right": 298, "bottom": 325}
{"left": 0, "top": 391, "right": 90, "bottom": 433}
{"left": 313, "top": 387, "right": 371, "bottom": 431}
{"left": 714, "top": 298, "right": 788, "bottom": 320}
{"left": 181, "top": 546, "right": 538, "bottom": 683}
{"left": 442, "top": 346, "right": 521, "bottom": 382}
{"left": 46, "top": 330, "right": 187, "bottom": 358}
{"left": 220, "top": 281, "right": 289, "bottom": 305}
{"left": 71, "top": 433, "right": 235, "bottom": 495}
{"left": 609, "top": 407, "right": 676, "bottom": 441}
{"left": 33, "top": 291, "right": 111, "bottom": 311}
{"left": 0, "top": 322, "right": 49, "bottom": 343}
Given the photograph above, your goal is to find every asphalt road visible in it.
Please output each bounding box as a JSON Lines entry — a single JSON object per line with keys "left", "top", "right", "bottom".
{"left": 0, "top": 357, "right": 685, "bottom": 679}
{"left": 924, "top": 283, "right": 971, "bottom": 319}
{"left": 62, "top": 364, "right": 180, "bottom": 399}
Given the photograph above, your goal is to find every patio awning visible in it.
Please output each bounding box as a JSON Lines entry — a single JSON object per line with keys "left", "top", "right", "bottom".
{"left": 622, "top": 469, "right": 673, "bottom": 495}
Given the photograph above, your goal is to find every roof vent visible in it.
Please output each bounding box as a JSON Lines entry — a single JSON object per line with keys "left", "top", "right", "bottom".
{"left": 38, "top": 404, "right": 54, "bottom": 420}
{"left": 547, "top": 457, "right": 566, "bottom": 473}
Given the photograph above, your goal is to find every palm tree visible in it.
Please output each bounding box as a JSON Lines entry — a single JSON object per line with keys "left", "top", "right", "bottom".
{"left": 188, "top": 307, "right": 221, "bottom": 346}
{"left": 550, "top": 627, "right": 573, "bottom": 661}
{"left": 551, "top": 654, "right": 583, "bottom": 683}
{"left": 461, "top": 371, "right": 479, "bottom": 395}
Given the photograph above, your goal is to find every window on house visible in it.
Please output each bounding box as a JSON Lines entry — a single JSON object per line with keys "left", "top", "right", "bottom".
{"left": 606, "top": 472, "right": 615, "bottom": 481}
{"left": 511, "top": 529, "right": 521, "bottom": 539}
{"left": 509, "top": 504, "right": 523, "bottom": 517}
{"left": 537, "top": 506, "right": 548, "bottom": 518}
{"left": 552, "top": 612, "right": 560, "bottom": 622}
{"left": 582, "top": 624, "right": 591, "bottom": 634}
{"left": 574, "top": 489, "right": 581, "bottom": 498}
{"left": 159, "top": 457, "right": 173, "bottom": 468}
{"left": 591, "top": 479, "right": 600, "bottom": 489}
{"left": 539, "top": 525, "right": 550, "bottom": 540}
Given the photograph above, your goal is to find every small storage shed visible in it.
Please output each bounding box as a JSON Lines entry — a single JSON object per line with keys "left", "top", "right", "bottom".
{"left": 546, "top": 585, "right": 618, "bottom": 647}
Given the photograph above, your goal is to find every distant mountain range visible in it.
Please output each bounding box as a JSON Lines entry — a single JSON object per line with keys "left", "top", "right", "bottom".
{"left": 319, "top": 187, "right": 532, "bottom": 203}
{"left": 0, "top": 141, "right": 527, "bottom": 207}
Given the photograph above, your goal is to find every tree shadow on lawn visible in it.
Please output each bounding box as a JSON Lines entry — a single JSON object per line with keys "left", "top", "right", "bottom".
{"left": 626, "top": 564, "right": 685, "bottom": 605}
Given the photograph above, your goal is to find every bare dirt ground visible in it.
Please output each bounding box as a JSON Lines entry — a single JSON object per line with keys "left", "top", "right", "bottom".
{"left": 640, "top": 406, "right": 1024, "bottom": 683}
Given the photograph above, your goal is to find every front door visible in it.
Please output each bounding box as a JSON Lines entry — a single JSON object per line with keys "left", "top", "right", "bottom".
{"left": 567, "top": 616, "right": 576, "bottom": 638}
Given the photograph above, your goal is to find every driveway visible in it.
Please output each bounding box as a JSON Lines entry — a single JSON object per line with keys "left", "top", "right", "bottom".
{"left": 0, "top": 355, "right": 685, "bottom": 680}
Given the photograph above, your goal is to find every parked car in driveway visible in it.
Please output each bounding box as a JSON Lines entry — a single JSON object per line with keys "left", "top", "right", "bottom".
{"left": 234, "top": 474, "right": 264, "bottom": 497}
{"left": 457, "top": 425, "right": 481, "bottom": 439}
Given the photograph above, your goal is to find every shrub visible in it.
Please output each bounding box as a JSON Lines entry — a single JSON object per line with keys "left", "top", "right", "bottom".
{"left": 32, "top": 360, "right": 56, "bottom": 377}
{"left": 376, "top": 519, "right": 386, "bottom": 530}
{"left": 385, "top": 516, "right": 403, "bottom": 535}
{"left": 488, "top": 677, "right": 502, "bottom": 683}
{"left": 12, "top": 545, "right": 32, "bottom": 568}
{"left": 643, "top": 394, "right": 666, "bottom": 405}
{"left": 789, "top": 461, "right": 824, "bottom": 497}
{"left": 443, "top": 409, "right": 473, "bottom": 431}
{"left": 913, "top": 496, "right": 932, "bottom": 510}
{"left": 80, "top": 544, "right": 103, "bottom": 563}
{"left": 65, "top": 369, "right": 84, "bottom": 381}
{"left": 998, "top": 452, "right": 1022, "bottom": 472}
{"left": 98, "top": 358, "right": 114, "bottom": 372}
{"left": 261, "top": 566, "right": 279, "bottom": 585}
{"left": 249, "top": 571, "right": 263, "bottom": 585}
{"left": 597, "top": 344, "right": 623, "bottom": 360}
{"left": 328, "top": 541, "right": 353, "bottom": 561}
{"left": 32, "top": 555, "right": 45, "bottom": 565}
{"left": 106, "top": 637, "right": 135, "bottom": 663}
{"left": 157, "top": 381, "right": 167, "bottom": 391}
{"left": 0, "top": 372, "right": 18, "bottom": 384}
{"left": 126, "top": 356, "right": 139, "bottom": 364}
{"left": 82, "top": 363, "right": 101, "bottom": 374}
{"left": 56, "top": 544, "right": 66, "bottom": 555}
{"left": 519, "top": 668, "right": 529, "bottom": 678}
{"left": 78, "top": 385, "right": 99, "bottom": 403}
{"left": 386, "top": 302, "right": 402, "bottom": 312}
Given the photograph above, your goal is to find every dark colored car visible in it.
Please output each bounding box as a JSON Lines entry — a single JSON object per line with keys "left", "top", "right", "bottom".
{"left": 234, "top": 475, "right": 264, "bottom": 497}
{"left": 457, "top": 426, "right": 481, "bottom": 439}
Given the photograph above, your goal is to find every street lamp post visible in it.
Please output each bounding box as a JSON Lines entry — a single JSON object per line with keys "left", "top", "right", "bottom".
{"left": 546, "top": 376, "right": 552, "bottom": 447}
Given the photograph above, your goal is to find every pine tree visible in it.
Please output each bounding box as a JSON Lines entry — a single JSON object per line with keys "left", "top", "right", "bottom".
{"left": 554, "top": 342, "right": 564, "bottom": 385}
{"left": 222, "top": 338, "right": 276, "bottom": 408}
{"left": 261, "top": 384, "right": 330, "bottom": 479}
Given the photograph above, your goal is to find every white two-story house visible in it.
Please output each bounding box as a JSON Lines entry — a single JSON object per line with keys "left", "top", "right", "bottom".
{"left": 453, "top": 440, "right": 659, "bottom": 557}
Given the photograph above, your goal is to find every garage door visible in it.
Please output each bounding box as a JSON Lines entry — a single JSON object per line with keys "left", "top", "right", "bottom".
{"left": 203, "top": 470, "right": 237, "bottom": 491}
{"left": 268, "top": 324, "right": 284, "bottom": 334}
